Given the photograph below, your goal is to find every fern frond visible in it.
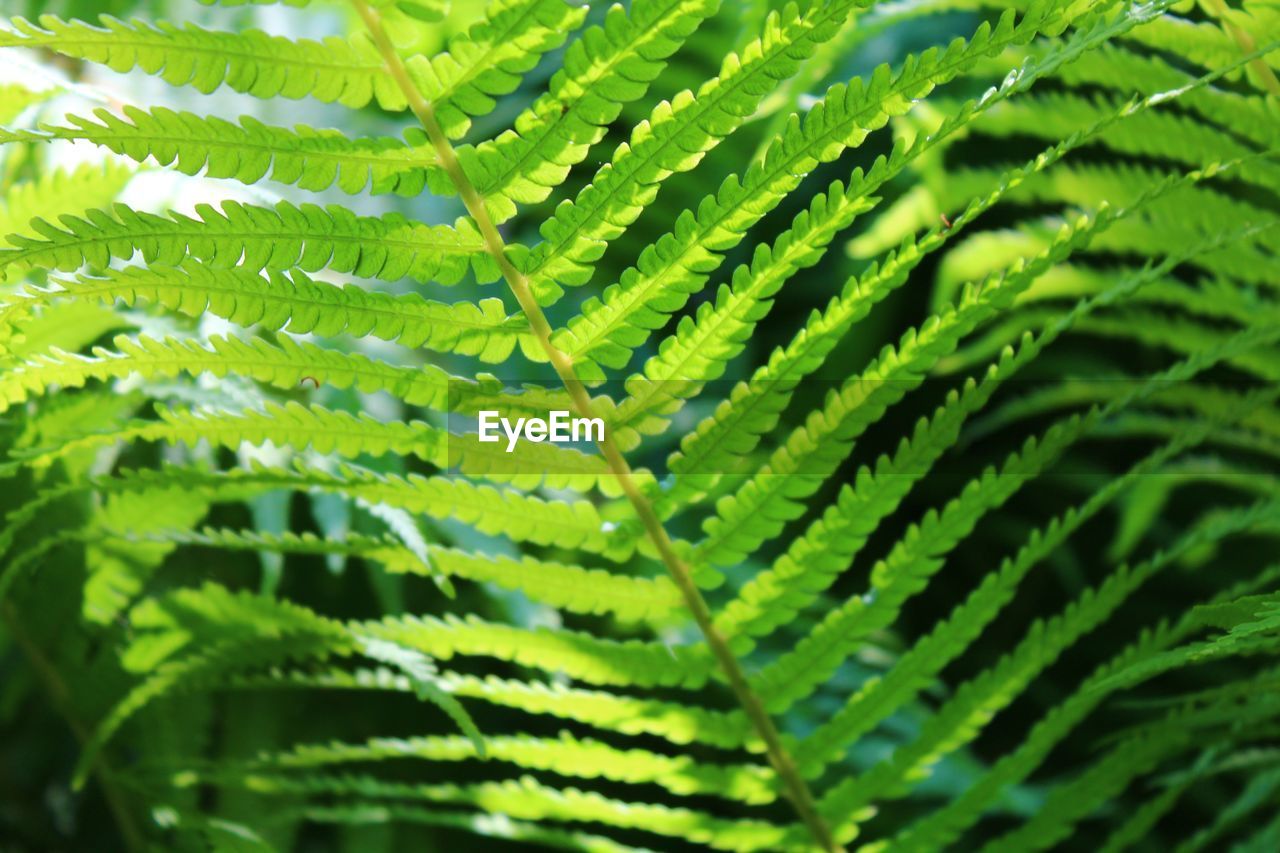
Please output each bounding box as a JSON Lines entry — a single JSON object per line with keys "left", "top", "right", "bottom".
{"left": 970, "top": 91, "right": 1280, "bottom": 192}
{"left": 753, "top": 317, "right": 1280, "bottom": 714}
{"left": 517, "top": 0, "right": 875, "bottom": 305}
{"left": 1176, "top": 765, "right": 1280, "bottom": 853}
{"left": 244, "top": 731, "right": 775, "bottom": 804}
{"left": 661, "top": 0, "right": 1196, "bottom": 503}
{"left": 0, "top": 16, "right": 403, "bottom": 107}
{"left": 1062, "top": 42, "right": 1278, "bottom": 148}
{"left": 364, "top": 613, "right": 714, "bottom": 689}
{"left": 608, "top": 179, "right": 879, "bottom": 438}
{"left": 4, "top": 0, "right": 1275, "bottom": 845}
{"left": 0, "top": 334, "right": 450, "bottom": 414}
{"left": 18, "top": 262, "right": 530, "bottom": 361}
{"left": 1, "top": 109, "right": 450, "bottom": 198}
{"left": 0, "top": 3, "right": 583, "bottom": 134}
{"left": 699, "top": 90, "right": 1211, "bottom": 630}
{"left": 184, "top": 771, "right": 788, "bottom": 852}
{"left": 694, "top": 206, "right": 1115, "bottom": 569}
{"left": 714, "top": 340, "right": 1036, "bottom": 649}
{"left": 0, "top": 331, "right": 582, "bottom": 426}
{"left": 694, "top": 164, "right": 1258, "bottom": 569}
{"left": 2, "top": 461, "right": 636, "bottom": 581}
{"left": 114, "top": 526, "right": 682, "bottom": 624}
{"left": 0, "top": 200, "right": 498, "bottom": 285}
{"left": 75, "top": 582, "right": 481, "bottom": 787}
{"left": 231, "top": 667, "right": 753, "bottom": 751}
{"left": 547, "top": 0, "right": 1166, "bottom": 364}
{"left": 791, "top": 429, "right": 1236, "bottom": 778}
{"left": 8, "top": 401, "right": 447, "bottom": 468}
{"left": 375, "top": 0, "right": 590, "bottom": 139}
{"left": 273, "top": 803, "right": 653, "bottom": 853}
{"left": 83, "top": 483, "right": 213, "bottom": 625}
{"left": 877, "top": 562, "right": 1280, "bottom": 851}
{"left": 821, "top": 514, "right": 1280, "bottom": 846}
{"left": 456, "top": 0, "right": 722, "bottom": 223}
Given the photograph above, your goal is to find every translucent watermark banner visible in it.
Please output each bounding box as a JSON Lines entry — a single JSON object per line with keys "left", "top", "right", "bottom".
{"left": 441, "top": 376, "right": 1279, "bottom": 481}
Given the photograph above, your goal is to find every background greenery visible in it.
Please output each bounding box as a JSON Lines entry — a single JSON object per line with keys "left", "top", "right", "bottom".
{"left": 1, "top": 0, "right": 1278, "bottom": 850}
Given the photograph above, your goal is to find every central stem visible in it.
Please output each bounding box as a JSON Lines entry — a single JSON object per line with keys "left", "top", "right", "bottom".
{"left": 349, "top": 3, "right": 841, "bottom": 850}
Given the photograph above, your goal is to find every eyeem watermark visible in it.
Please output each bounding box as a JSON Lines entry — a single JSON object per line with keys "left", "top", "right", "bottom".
{"left": 477, "top": 410, "right": 606, "bottom": 453}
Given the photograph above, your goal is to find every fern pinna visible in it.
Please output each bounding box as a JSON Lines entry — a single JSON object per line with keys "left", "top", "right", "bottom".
{"left": 0, "top": 0, "right": 1278, "bottom": 849}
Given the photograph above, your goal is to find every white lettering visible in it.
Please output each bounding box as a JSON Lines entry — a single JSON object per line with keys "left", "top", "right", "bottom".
{"left": 501, "top": 416, "right": 525, "bottom": 453}
{"left": 476, "top": 411, "right": 606, "bottom": 452}
{"left": 550, "top": 410, "right": 570, "bottom": 442}
{"left": 574, "top": 417, "right": 605, "bottom": 442}
{"left": 478, "top": 411, "right": 501, "bottom": 443}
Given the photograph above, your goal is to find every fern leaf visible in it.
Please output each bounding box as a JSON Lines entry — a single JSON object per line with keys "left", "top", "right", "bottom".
{"left": 75, "top": 583, "right": 481, "bottom": 787}
{"left": 380, "top": 0, "right": 591, "bottom": 139}
{"left": 607, "top": 181, "right": 878, "bottom": 442}
{"left": 365, "top": 613, "right": 714, "bottom": 689}
{"left": 694, "top": 161, "right": 1249, "bottom": 569}
{"left": 232, "top": 667, "right": 754, "bottom": 751}
{"left": 246, "top": 731, "right": 775, "bottom": 804}
{"left": 866, "top": 527, "right": 1280, "bottom": 851}
{"left": 457, "top": 0, "right": 723, "bottom": 223}
{"left": 661, "top": 1, "right": 1194, "bottom": 499}
{"left": 0, "top": 334, "right": 450, "bottom": 414}
{"left": 121, "top": 526, "right": 683, "bottom": 624}
{"left": 547, "top": 0, "right": 1162, "bottom": 359}
{"left": 753, "top": 316, "right": 1280, "bottom": 714}
{"left": 184, "top": 771, "right": 788, "bottom": 851}
{"left": 791, "top": 428, "right": 1234, "bottom": 778}
{"left": 21, "top": 262, "right": 530, "bottom": 362}
{"left": 0, "top": 3, "right": 583, "bottom": 134}
{"left": 0, "top": 16, "right": 403, "bottom": 107}
{"left": 2, "top": 461, "right": 637, "bottom": 574}
{"left": 721, "top": 221, "right": 1278, "bottom": 658}
{"left": 517, "top": 0, "right": 875, "bottom": 305}
{"left": 8, "top": 401, "right": 448, "bottom": 468}
{"left": 0, "top": 200, "right": 499, "bottom": 285}
{"left": 2, "top": 108, "right": 451, "bottom": 198}
{"left": 694, "top": 207, "right": 1115, "bottom": 569}
{"left": 714, "top": 341, "right": 1037, "bottom": 650}
{"left": 0, "top": 331, "right": 582, "bottom": 426}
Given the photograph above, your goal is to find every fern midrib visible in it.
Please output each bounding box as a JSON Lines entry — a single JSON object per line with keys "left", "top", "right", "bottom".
{"left": 347, "top": 1, "right": 842, "bottom": 849}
